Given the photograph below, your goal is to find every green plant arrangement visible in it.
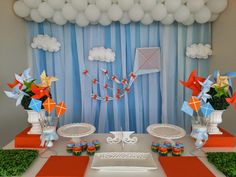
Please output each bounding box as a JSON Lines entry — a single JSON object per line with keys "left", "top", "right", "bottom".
{"left": 0, "top": 149, "right": 38, "bottom": 177}
{"left": 207, "top": 152, "right": 236, "bottom": 177}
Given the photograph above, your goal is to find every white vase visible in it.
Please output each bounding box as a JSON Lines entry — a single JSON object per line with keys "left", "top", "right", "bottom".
{"left": 207, "top": 110, "right": 224, "bottom": 135}
{"left": 27, "top": 109, "right": 45, "bottom": 134}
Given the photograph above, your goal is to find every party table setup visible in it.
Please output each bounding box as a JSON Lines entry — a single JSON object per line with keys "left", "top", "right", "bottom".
{"left": 1, "top": 68, "right": 236, "bottom": 177}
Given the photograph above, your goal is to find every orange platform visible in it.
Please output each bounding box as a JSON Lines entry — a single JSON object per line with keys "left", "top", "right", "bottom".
{"left": 15, "top": 127, "right": 44, "bottom": 148}
{"left": 204, "top": 128, "right": 236, "bottom": 147}
{"left": 159, "top": 156, "right": 215, "bottom": 177}
{"left": 36, "top": 156, "right": 89, "bottom": 177}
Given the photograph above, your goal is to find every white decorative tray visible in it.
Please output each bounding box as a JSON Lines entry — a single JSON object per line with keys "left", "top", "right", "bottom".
{"left": 91, "top": 152, "right": 157, "bottom": 172}
{"left": 57, "top": 123, "right": 96, "bottom": 142}
{"left": 147, "top": 124, "right": 186, "bottom": 140}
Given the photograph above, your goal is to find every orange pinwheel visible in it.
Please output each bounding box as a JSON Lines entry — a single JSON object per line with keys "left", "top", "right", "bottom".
{"left": 180, "top": 69, "right": 206, "bottom": 96}
{"left": 43, "top": 97, "right": 56, "bottom": 114}
{"left": 31, "top": 84, "right": 49, "bottom": 99}
{"left": 226, "top": 92, "right": 236, "bottom": 109}
{"left": 56, "top": 102, "right": 67, "bottom": 117}
{"left": 7, "top": 74, "right": 23, "bottom": 89}
{"left": 188, "top": 97, "right": 201, "bottom": 112}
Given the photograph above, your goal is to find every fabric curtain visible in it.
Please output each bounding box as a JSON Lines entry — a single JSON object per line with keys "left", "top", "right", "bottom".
{"left": 27, "top": 21, "right": 211, "bottom": 133}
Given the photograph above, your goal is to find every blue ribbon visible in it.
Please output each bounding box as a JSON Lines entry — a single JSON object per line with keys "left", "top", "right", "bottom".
{"left": 40, "top": 130, "right": 59, "bottom": 147}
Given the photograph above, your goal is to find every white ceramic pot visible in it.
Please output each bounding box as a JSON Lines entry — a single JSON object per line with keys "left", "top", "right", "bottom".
{"left": 207, "top": 110, "right": 225, "bottom": 135}
{"left": 27, "top": 109, "right": 45, "bottom": 134}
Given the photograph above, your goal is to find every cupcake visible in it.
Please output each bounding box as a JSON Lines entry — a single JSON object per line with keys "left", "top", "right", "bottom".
{"left": 172, "top": 145, "right": 182, "bottom": 156}
{"left": 80, "top": 140, "right": 88, "bottom": 151}
{"left": 175, "top": 141, "right": 184, "bottom": 153}
{"left": 92, "top": 140, "right": 101, "bottom": 150}
{"left": 163, "top": 141, "right": 172, "bottom": 152}
{"left": 72, "top": 146, "right": 82, "bottom": 156}
{"left": 87, "top": 142, "right": 96, "bottom": 156}
{"left": 151, "top": 141, "right": 160, "bottom": 152}
{"left": 66, "top": 143, "right": 74, "bottom": 153}
{"left": 159, "top": 144, "right": 168, "bottom": 156}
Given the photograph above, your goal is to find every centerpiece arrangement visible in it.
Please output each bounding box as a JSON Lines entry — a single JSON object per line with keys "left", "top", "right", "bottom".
{"left": 180, "top": 69, "right": 236, "bottom": 153}
{"left": 4, "top": 68, "right": 66, "bottom": 135}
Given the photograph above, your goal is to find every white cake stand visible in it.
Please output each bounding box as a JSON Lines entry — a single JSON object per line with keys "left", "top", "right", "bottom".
{"left": 57, "top": 123, "right": 96, "bottom": 143}
{"left": 146, "top": 124, "right": 186, "bottom": 144}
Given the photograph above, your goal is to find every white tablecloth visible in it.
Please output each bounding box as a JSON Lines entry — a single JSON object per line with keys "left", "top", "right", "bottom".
{"left": 4, "top": 133, "right": 235, "bottom": 177}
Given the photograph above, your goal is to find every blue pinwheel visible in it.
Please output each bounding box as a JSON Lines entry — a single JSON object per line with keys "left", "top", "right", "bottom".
{"left": 200, "top": 102, "right": 214, "bottom": 118}
{"left": 4, "top": 85, "right": 28, "bottom": 106}
{"left": 29, "top": 98, "right": 42, "bottom": 113}
{"left": 181, "top": 101, "right": 193, "bottom": 116}
{"left": 15, "top": 68, "right": 33, "bottom": 85}
{"left": 198, "top": 75, "right": 213, "bottom": 102}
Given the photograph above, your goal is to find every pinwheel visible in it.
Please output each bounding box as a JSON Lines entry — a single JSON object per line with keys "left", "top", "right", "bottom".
{"left": 214, "top": 85, "right": 228, "bottom": 97}
{"left": 180, "top": 69, "right": 206, "bottom": 96}
{"left": 4, "top": 85, "right": 28, "bottom": 106}
{"left": 15, "top": 68, "right": 33, "bottom": 85}
{"left": 31, "top": 84, "right": 49, "bottom": 99}
{"left": 213, "top": 70, "right": 236, "bottom": 94}
{"left": 43, "top": 97, "right": 56, "bottom": 114}
{"left": 7, "top": 78, "right": 23, "bottom": 89}
{"left": 200, "top": 102, "right": 214, "bottom": 117}
{"left": 188, "top": 97, "right": 201, "bottom": 112}
{"left": 226, "top": 92, "right": 236, "bottom": 109}
{"left": 39, "top": 71, "right": 58, "bottom": 87}
{"left": 29, "top": 98, "right": 42, "bottom": 113}
{"left": 56, "top": 102, "right": 67, "bottom": 117}
{"left": 181, "top": 101, "right": 193, "bottom": 116}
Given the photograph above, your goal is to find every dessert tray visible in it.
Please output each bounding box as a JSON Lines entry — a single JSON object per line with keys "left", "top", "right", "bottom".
{"left": 91, "top": 152, "right": 157, "bottom": 172}
{"left": 57, "top": 123, "right": 96, "bottom": 143}
{"left": 147, "top": 124, "right": 186, "bottom": 140}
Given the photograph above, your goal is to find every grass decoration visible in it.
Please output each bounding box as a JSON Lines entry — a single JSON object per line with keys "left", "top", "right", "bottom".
{"left": 207, "top": 152, "right": 236, "bottom": 177}
{"left": 0, "top": 149, "right": 38, "bottom": 177}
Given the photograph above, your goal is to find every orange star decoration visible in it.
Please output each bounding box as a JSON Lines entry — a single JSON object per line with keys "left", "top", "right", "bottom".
{"left": 226, "top": 92, "right": 236, "bottom": 109}
{"left": 56, "top": 102, "right": 67, "bottom": 117}
{"left": 212, "top": 75, "right": 230, "bottom": 91}
{"left": 31, "top": 84, "right": 49, "bottom": 99}
{"left": 43, "top": 97, "right": 56, "bottom": 114}
{"left": 180, "top": 69, "right": 206, "bottom": 96}
{"left": 188, "top": 97, "right": 201, "bottom": 112}
{"left": 39, "top": 71, "right": 58, "bottom": 87}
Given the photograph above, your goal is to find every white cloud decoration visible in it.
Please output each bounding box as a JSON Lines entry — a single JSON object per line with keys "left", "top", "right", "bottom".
{"left": 186, "top": 43, "right": 212, "bottom": 59}
{"left": 13, "top": 0, "right": 228, "bottom": 26}
{"left": 88, "top": 47, "right": 115, "bottom": 62}
{"left": 31, "top": 35, "right": 61, "bottom": 52}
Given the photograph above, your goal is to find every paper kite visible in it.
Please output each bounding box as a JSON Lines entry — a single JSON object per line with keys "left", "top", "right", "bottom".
{"left": 31, "top": 84, "right": 49, "bottom": 99}
{"left": 29, "top": 98, "right": 42, "bottom": 112}
{"left": 181, "top": 101, "right": 193, "bottom": 116}
{"left": 56, "top": 102, "right": 67, "bottom": 117}
{"left": 226, "top": 92, "right": 236, "bottom": 109}
{"left": 4, "top": 85, "right": 28, "bottom": 106}
{"left": 188, "top": 97, "right": 201, "bottom": 112}
{"left": 180, "top": 69, "right": 206, "bottom": 96}
{"left": 200, "top": 102, "right": 214, "bottom": 117}
{"left": 43, "top": 97, "right": 56, "bottom": 114}
{"left": 133, "top": 47, "right": 161, "bottom": 75}
{"left": 39, "top": 71, "right": 58, "bottom": 87}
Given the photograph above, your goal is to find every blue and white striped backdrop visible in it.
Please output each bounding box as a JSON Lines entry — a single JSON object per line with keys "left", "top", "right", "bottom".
{"left": 27, "top": 21, "right": 211, "bottom": 133}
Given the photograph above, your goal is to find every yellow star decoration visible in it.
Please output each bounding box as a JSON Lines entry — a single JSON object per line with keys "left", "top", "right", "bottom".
{"left": 39, "top": 71, "right": 58, "bottom": 87}
{"left": 212, "top": 75, "right": 230, "bottom": 91}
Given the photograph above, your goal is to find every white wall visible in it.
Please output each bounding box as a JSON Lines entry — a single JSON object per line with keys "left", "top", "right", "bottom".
{"left": 0, "top": 0, "right": 28, "bottom": 147}
{"left": 211, "top": 0, "right": 236, "bottom": 135}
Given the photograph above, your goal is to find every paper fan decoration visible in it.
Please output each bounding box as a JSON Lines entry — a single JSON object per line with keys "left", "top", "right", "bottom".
{"left": 56, "top": 102, "right": 67, "bottom": 117}
{"left": 29, "top": 98, "right": 42, "bottom": 113}
{"left": 133, "top": 47, "right": 161, "bottom": 75}
{"left": 43, "top": 97, "right": 56, "bottom": 114}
